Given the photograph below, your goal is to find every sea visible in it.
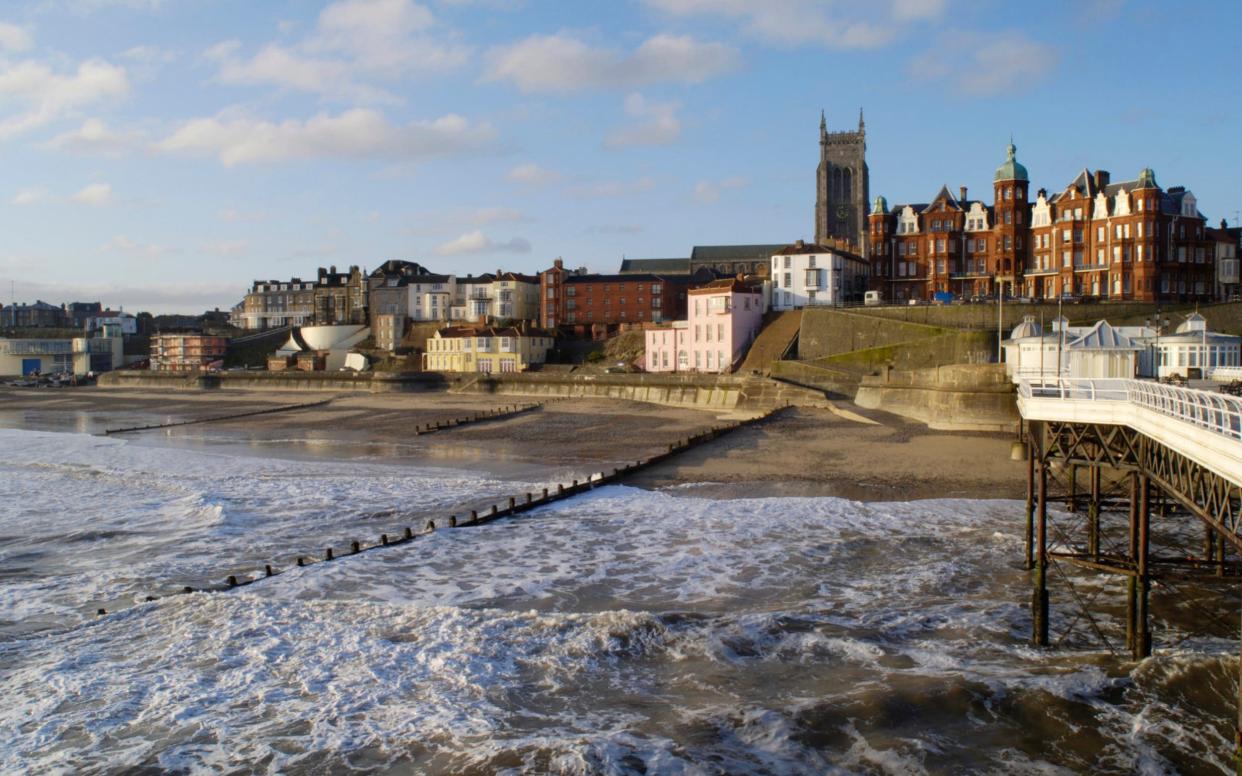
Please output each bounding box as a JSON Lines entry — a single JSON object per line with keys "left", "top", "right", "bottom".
{"left": 0, "top": 426, "right": 1236, "bottom": 775}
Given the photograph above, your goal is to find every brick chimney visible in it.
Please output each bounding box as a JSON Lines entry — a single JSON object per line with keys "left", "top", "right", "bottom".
{"left": 553, "top": 258, "right": 563, "bottom": 269}
{"left": 1093, "top": 170, "right": 1110, "bottom": 190}
{"left": 794, "top": 239, "right": 805, "bottom": 249}
{"left": 959, "top": 186, "right": 968, "bottom": 202}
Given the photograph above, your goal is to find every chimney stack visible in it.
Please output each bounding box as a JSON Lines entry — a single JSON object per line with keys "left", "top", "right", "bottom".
{"left": 959, "top": 186, "right": 968, "bottom": 202}
{"left": 553, "top": 258, "right": 564, "bottom": 270}
{"left": 1094, "top": 170, "right": 1110, "bottom": 190}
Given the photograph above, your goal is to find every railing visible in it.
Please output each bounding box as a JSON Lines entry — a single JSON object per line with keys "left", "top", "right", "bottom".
{"left": 1018, "top": 377, "right": 1242, "bottom": 441}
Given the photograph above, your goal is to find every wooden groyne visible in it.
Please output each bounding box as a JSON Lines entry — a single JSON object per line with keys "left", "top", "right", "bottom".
{"left": 103, "top": 398, "right": 335, "bottom": 435}
{"left": 412, "top": 401, "right": 545, "bottom": 435}
{"left": 89, "top": 406, "right": 787, "bottom": 617}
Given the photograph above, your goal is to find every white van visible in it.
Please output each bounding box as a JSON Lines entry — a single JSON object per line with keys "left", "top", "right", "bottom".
{"left": 864, "top": 290, "right": 883, "bottom": 307}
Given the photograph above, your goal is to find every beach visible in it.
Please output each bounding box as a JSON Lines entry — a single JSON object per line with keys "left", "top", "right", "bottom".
{"left": 0, "top": 386, "right": 1027, "bottom": 501}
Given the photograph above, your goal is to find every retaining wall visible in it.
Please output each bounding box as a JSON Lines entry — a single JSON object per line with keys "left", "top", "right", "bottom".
{"left": 98, "top": 370, "right": 456, "bottom": 393}
{"left": 853, "top": 363, "right": 1019, "bottom": 433}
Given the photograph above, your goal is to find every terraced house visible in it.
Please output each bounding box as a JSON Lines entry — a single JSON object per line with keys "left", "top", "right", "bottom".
{"left": 422, "top": 325, "right": 554, "bottom": 373}
{"left": 866, "top": 142, "right": 1214, "bottom": 303}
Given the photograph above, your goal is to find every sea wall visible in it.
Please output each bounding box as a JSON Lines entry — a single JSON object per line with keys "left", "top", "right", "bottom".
{"left": 97, "top": 370, "right": 454, "bottom": 393}
{"left": 853, "top": 363, "right": 1019, "bottom": 433}
{"left": 456, "top": 371, "right": 831, "bottom": 411}
{"left": 97, "top": 368, "right": 830, "bottom": 411}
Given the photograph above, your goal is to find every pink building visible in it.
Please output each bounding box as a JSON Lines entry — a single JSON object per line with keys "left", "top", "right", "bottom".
{"left": 645, "top": 278, "right": 764, "bottom": 373}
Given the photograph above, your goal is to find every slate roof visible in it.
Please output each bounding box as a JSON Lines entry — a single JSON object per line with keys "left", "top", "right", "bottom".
{"left": 618, "top": 258, "right": 691, "bottom": 274}
{"left": 690, "top": 244, "right": 785, "bottom": 262}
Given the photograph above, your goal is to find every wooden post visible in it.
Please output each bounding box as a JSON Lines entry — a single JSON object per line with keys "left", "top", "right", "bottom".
{"left": 1136, "top": 474, "right": 1152, "bottom": 659}
{"left": 1219, "top": 532, "right": 1228, "bottom": 578}
{"left": 1033, "top": 456, "right": 1049, "bottom": 647}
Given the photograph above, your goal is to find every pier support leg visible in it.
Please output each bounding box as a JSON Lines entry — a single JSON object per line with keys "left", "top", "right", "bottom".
{"left": 1025, "top": 430, "right": 1035, "bottom": 571}
{"left": 1207, "top": 524, "right": 1217, "bottom": 563}
{"left": 1068, "top": 464, "right": 1078, "bottom": 513}
{"left": 1135, "top": 475, "right": 1152, "bottom": 659}
{"left": 1088, "top": 464, "right": 1100, "bottom": 561}
{"left": 1220, "top": 532, "right": 1228, "bottom": 578}
{"left": 1126, "top": 472, "right": 1138, "bottom": 653}
{"left": 1032, "top": 457, "right": 1049, "bottom": 647}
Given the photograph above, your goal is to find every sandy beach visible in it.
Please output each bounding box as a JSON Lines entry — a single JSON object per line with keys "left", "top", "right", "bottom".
{"left": 0, "top": 386, "right": 1028, "bottom": 501}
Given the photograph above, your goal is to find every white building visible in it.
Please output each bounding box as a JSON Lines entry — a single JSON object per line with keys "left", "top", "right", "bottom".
{"left": 769, "top": 240, "right": 869, "bottom": 311}
{"left": 1145, "top": 312, "right": 1241, "bottom": 380}
{"left": 1005, "top": 317, "right": 1141, "bottom": 380}
{"left": 450, "top": 272, "right": 541, "bottom": 323}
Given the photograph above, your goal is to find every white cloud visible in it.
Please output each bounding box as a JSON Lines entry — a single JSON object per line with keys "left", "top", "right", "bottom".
{"left": 0, "top": 57, "right": 130, "bottom": 140}
{"left": 42, "top": 118, "right": 145, "bottom": 156}
{"left": 644, "top": 0, "right": 946, "bottom": 49}
{"left": 0, "top": 22, "right": 33, "bottom": 52}
{"left": 154, "top": 107, "right": 496, "bottom": 166}
{"left": 909, "top": 30, "right": 1055, "bottom": 95}
{"left": 694, "top": 175, "right": 746, "bottom": 203}
{"left": 436, "top": 229, "right": 531, "bottom": 256}
{"left": 10, "top": 187, "right": 48, "bottom": 205}
{"left": 71, "top": 182, "right": 114, "bottom": 206}
{"left": 483, "top": 33, "right": 739, "bottom": 93}
{"left": 200, "top": 239, "right": 249, "bottom": 256}
{"left": 572, "top": 176, "right": 655, "bottom": 198}
{"left": 209, "top": 0, "right": 468, "bottom": 101}
{"left": 104, "top": 234, "right": 171, "bottom": 258}
{"left": 605, "top": 92, "right": 681, "bottom": 148}
{"left": 506, "top": 162, "right": 562, "bottom": 185}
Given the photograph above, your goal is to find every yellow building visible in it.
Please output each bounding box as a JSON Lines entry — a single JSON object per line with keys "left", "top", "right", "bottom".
{"left": 422, "top": 325, "right": 554, "bottom": 373}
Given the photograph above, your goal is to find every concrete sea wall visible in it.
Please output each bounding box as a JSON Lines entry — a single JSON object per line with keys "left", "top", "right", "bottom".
{"left": 98, "top": 369, "right": 831, "bottom": 411}
{"left": 853, "top": 363, "right": 1019, "bottom": 433}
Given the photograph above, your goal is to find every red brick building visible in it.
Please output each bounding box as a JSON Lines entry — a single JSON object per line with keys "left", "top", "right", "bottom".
{"left": 539, "top": 259, "right": 702, "bottom": 330}
{"left": 867, "top": 142, "right": 1213, "bottom": 303}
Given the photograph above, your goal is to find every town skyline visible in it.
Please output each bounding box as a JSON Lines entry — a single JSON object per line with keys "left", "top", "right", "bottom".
{"left": 0, "top": 0, "right": 1238, "bottom": 314}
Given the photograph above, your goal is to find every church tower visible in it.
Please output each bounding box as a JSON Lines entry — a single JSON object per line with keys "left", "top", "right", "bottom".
{"left": 814, "top": 109, "right": 869, "bottom": 252}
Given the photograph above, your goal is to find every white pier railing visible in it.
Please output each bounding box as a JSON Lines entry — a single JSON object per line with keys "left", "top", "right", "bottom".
{"left": 1018, "top": 378, "right": 1242, "bottom": 442}
{"left": 1018, "top": 378, "right": 1242, "bottom": 485}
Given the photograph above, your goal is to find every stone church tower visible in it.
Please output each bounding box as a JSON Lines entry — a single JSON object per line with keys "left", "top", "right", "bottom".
{"left": 814, "top": 110, "right": 869, "bottom": 252}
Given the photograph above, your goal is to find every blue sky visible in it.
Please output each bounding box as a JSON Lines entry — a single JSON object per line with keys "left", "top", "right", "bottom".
{"left": 0, "top": 0, "right": 1238, "bottom": 313}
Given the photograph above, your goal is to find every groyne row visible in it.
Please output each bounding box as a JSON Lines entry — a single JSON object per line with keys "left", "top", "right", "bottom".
{"left": 103, "top": 398, "right": 335, "bottom": 435}
{"left": 91, "top": 406, "right": 786, "bottom": 617}
{"left": 412, "top": 401, "right": 545, "bottom": 435}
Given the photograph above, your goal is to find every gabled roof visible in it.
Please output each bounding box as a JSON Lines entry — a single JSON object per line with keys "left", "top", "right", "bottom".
{"left": 919, "top": 185, "right": 964, "bottom": 214}
{"left": 1067, "top": 320, "right": 1140, "bottom": 351}
{"left": 619, "top": 257, "right": 691, "bottom": 274}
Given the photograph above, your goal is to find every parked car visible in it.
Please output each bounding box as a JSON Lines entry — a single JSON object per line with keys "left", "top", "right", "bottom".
{"left": 864, "top": 290, "right": 883, "bottom": 307}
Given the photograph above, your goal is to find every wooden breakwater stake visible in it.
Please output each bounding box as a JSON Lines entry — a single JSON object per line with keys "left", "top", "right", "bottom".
{"left": 103, "top": 398, "right": 334, "bottom": 436}
{"left": 93, "top": 407, "right": 785, "bottom": 615}
{"left": 414, "top": 402, "right": 545, "bottom": 436}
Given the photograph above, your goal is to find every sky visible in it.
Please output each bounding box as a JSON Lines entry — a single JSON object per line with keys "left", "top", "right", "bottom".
{"left": 0, "top": 0, "right": 1238, "bottom": 314}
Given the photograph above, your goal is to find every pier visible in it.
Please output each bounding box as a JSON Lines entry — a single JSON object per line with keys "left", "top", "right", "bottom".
{"left": 1017, "top": 377, "right": 1242, "bottom": 769}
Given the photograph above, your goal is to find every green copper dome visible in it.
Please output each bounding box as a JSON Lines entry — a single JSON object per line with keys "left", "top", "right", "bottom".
{"left": 1136, "top": 167, "right": 1158, "bottom": 189}
{"left": 872, "top": 195, "right": 888, "bottom": 214}
{"left": 994, "top": 142, "right": 1028, "bottom": 182}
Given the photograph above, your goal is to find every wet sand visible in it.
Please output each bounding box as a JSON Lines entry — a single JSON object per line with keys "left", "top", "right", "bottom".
{"left": 0, "top": 386, "right": 1027, "bottom": 501}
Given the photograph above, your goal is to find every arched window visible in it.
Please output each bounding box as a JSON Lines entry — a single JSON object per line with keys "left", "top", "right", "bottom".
{"left": 843, "top": 167, "right": 852, "bottom": 201}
